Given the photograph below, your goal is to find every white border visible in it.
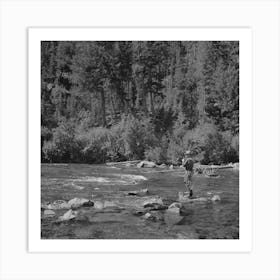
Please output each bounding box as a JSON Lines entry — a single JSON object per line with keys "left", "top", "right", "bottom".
{"left": 28, "top": 27, "right": 252, "bottom": 253}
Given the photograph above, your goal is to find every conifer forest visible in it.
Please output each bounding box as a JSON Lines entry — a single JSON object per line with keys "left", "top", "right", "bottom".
{"left": 41, "top": 41, "right": 239, "bottom": 165}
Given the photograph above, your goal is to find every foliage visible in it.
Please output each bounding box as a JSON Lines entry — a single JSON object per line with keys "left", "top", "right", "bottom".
{"left": 42, "top": 118, "right": 81, "bottom": 162}
{"left": 41, "top": 41, "right": 239, "bottom": 164}
{"left": 77, "top": 127, "right": 111, "bottom": 163}
{"left": 144, "top": 136, "right": 169, "bottom": 164}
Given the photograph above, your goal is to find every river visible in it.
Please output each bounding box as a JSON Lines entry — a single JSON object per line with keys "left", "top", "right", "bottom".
{"left": 41, "top": 163, "right": 239, "bottom": 239}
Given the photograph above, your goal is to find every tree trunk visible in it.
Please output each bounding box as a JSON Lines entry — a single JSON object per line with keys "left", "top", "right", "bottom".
{"left": 149, "top": 91, "right": 154, "bottom": 115}
{"left": 100, "top": 89, "right": 106, "bottom": 127}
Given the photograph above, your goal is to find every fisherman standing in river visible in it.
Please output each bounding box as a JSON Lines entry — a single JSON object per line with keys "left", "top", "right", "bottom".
{"left": 182, "top": 150, "right": 194, "bottom": 198}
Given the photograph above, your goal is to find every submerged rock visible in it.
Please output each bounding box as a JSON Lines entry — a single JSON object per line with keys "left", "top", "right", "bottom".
{"left": 43, "top": 209, "right": 56, "bottom": 217}
{"left": 68, "top": 198, "right": 94, "bottom": 209}
{"left": 58, "top": 209, "right": 77, "bottom": 222}
{"left": 137, "top": 161, "right": 156, "bottom": 168}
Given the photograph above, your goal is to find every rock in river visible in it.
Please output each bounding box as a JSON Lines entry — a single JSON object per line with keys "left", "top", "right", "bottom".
{"left": 44, "top": 200, "right": 71, "bottom": 210}
{"left": 142, "top": 196, "right": 167, "bottom": 210}
{"left": 166, "top": 207, "right": 180, "bottom": 215}
{"left": 58, "top": 209, "right": 77, "bottom": 222}
{"left": 137, "top": 161, "right": 156, "bottom": 168}
{"left": 167, "top": 200, "right": 183, "bottom": 215}
{"left": 168, "top": 202, "right": 182, "bottom": 209}
{"left": 43, "top": 209, "right": 56, "bottom": 217}
{"left": 68, "top": 198, "right": 94, "bottom": 209}
{"left": 143, "top": 196, "right": 163, "bottom": 207}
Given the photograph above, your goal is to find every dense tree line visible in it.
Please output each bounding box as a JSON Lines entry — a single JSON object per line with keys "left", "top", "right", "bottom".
{"left": 41, "top": 41, "right": 239, "bottom": 164}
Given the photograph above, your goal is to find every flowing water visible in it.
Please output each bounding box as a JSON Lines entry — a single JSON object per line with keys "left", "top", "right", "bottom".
{"left": 41, "top": 163, "right": 239, "bottom": 239}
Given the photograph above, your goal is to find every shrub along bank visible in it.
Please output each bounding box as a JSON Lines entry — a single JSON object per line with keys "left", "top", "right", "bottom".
{"left": 42, "top": 114, "right": 238, "bottom": 165}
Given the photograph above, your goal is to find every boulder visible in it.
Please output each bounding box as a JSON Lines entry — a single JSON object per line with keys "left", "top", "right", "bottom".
{"left": 142, "top": 196, "right": 167, "bottom": 210}
{"left": 58, "top": 209, "right": 77, "bottom": 222}
{"left": 143, "top": 197, "right": 163, "bottom": 207}
{"left": 166, "top": 207, "right": 180, "bottom": 214}
{"left": 137, "top": 161, "right": 156, "bottom": 168}
{"left": 167, "top": 202, "right": 182, "bottom": 214}
{"left": 46, "top": 200, "right": 71, "bottom": 210}
{"left": 169, "top": 164, "right": 174, "bottom": 170}
{"left": 168, "top": 202, "right": 182, "bottom": 209}
{"left": 68, "top": 198, "right": 94, "bottom": 209}
{"left": 83, "top": 200, "right": 95, "bottom": 207}
{"left": 144, "top": 212, "right": 152, "bottom": 220}
{"left": 159, "top": 163, "right": 166, "bottom": 168}
{"left": 43, "top": 209, "right": 55, "bottom": 217}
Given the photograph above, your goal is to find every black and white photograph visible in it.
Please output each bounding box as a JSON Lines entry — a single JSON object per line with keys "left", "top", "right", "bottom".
{"left": 40, "top": 40, "right": 239, "bottom": 240}
{"left": 2, "top": 0, "right": 280, "bottom": 279}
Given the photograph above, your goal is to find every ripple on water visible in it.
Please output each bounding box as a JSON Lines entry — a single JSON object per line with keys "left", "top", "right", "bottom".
{"left": 42, "top": 173, "right": 147, "bottom": 187}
